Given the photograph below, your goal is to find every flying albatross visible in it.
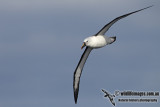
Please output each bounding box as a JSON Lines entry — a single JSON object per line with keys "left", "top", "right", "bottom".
{"left": 102, "top": 89, "right": 116, "bottom": 106}
{"left": 73, "top": 5, "right": 153, "bottom": 104}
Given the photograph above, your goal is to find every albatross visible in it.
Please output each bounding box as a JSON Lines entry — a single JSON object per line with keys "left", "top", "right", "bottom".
{"left": 102, "top": 89, "right": 116, "bottom": 106}
{"left": 73, "top": 5, "right": 153, "bottom": 104}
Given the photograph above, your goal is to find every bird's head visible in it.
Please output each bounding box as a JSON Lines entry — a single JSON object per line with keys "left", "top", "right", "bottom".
{"left": 81, "top": 37, "right": 92, "bottom": 49}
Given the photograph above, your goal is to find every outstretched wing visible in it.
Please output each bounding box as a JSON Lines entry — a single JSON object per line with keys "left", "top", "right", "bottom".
{"left": 109, "top": 97, "right": 116, "bottom": 106}
{"left": 108, "top": 94, "right": 116, "bottom": 106}
{"left": 95, "top": 5, "right": 153, "bottom": 36}
{"left": 73, "top": 47, "right": 92, "bottom": 104}
{"left": 102, "top": 89, "right": 109, "bottom": 95}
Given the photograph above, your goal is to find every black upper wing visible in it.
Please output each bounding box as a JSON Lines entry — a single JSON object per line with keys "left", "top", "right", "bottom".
{"left": 95, "top": 5, "right": 153, "bottom": 36}
{"left": 73, "top": 47, "right": 92, "bottom": 104}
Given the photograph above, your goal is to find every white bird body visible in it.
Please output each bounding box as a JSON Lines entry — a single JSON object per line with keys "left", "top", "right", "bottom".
{"left": 84, "top": 35, "right": 107, "bottom": 48}
{"left": 84, "top": 35, "right": 116, "bottom": 48}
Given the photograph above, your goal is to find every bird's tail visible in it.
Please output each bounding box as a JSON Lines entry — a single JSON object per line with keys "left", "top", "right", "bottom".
{"left": 109, "top": 36, "right": 116, "bottom": 44}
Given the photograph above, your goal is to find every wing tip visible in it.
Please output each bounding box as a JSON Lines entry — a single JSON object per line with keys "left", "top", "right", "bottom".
{"left": 139, "top": 5, "right": 154, "bottom": 12}
{"left": 146, "top": 5, "right": 154, "bottom": 9}
{"left": 74, "top": 89, "right": 78, "bottom": 104}
{"left": 73, "top": 71, "right": 79, "bottom": 104}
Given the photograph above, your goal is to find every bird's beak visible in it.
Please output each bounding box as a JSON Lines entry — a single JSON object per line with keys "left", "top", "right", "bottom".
{"left": 81, "top": 42, "right": 86, "bottom": 49}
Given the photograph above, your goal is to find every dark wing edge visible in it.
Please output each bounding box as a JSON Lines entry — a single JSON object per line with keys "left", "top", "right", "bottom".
{"left": 73, "top": 47, "right": 92, "bottom": 104}
{"left": 101, "top": 89, "right": 108, "bottom": 95}
{"left": 95, "top": 5, "right": 153, "bottom": 36}
{"left": 108, "top": 96, "right": 116, "bottom": 106}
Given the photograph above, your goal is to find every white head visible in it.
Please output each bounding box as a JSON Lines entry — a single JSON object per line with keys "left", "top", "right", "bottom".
{"left": 81, "top": 37, "right": 93, "bottom": 49}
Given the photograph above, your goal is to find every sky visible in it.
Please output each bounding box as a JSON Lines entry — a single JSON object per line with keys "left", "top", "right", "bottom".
{"left": 0, "top": 0, "right": 160, "bottom": 107}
